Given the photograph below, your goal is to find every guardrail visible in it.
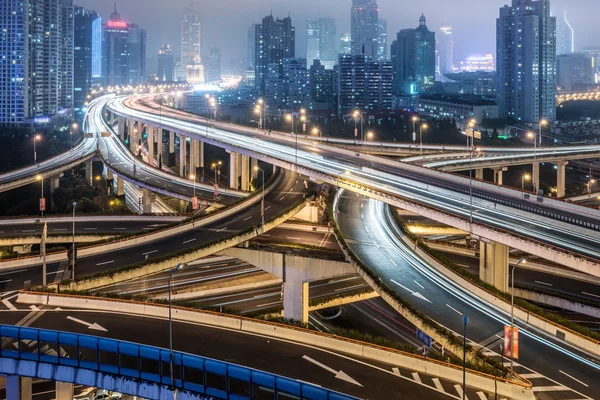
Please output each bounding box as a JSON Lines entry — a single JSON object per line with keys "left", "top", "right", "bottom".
{"left": 0, "top": 324, "right": 355, "bottom": 400}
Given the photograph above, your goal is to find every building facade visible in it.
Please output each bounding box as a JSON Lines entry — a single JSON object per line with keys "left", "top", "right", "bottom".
{"left": 306, "top": 18, "right": 337, "bottom": 69}
{"left": 157, "top": 44, "right": 174, "bottom": 82}
{"left": 74, "top": 6, "right": 101, "bottom": 118}
{"left": 496, "top": 0, "right": 556, "bottom": 123}
{"left": 436, "top": 25, "right": 453, "bottom": 81}
{"left": 181, "top": 8, "right": 201, "bottom": 77}
{"left": 555, "top": 10, "right": 574, "bottom": 55}
{"left": 254, "top": 14, "right": 295, "bottom": 94}
{"left": 391, "top": 14, "right": 436, "bottom": 94}
{"left": 444, "top": 72, "right": 498, "bottom": 97}
{"left": 351, "top": 0, "right": 380, "bottom": 59}
{"left": 557, "top": 53, "right": 595, "bottom": 90}
{"left": 310, "top": 60, "right": 337, "bottom": 110}
{"left": 582, "top": 46, "right": 600, "bottom": 83}
{"left": 340, "top": 33, "right": 352, "bottom": 55}
{"left": 418, "top": 94, "right": 499, "bottom": 122}
{"left": 205, "top": 48, "right": 222, "bottom": 83}
{"left": 338, "top": 54, "right": 392, "bottom": 115}
{"left": 377, "top": 19, "right": 388, "bottom": 61}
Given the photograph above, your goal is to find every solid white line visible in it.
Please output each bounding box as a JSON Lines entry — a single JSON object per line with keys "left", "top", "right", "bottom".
{"left": 532, "top": 385, "right": 567, "bottom": 392}
{"left": 256, "top": 301, "right": 280, "bottom": 308}
{"left": 334, "top": 284, "right": 364, "bottom": 292}
{"left": 217, "top": 227, "right": 227, "bottom": 232}
{"left": 559, "top": 370, "right": 589, "bottom": 387}
{"left": 388, "top": 258, "right": 397, "bottom": 267}
{"left": 534, "top": 280, "right": 553, "bottom": 287}
{"left": 446, "top": 304, "right": 463, "bottom": 316}
{"left": 0, "top": 279, "right": 12, "bottom": 284}
{"left": 2, "top": 299, "right": 17, "bottom": 311}
{"left": 582, "top": 291, "right": 600, "bottom": 299}
{"left": 243, "top": 216, "right": 252, "bottom": 221}
{"left": 264, "top": 206, "right": 271, "bottom": 211}
{"left": 183, "top": 238, "right": 197, "bottom": 244}
{"left": 0, "top": 269, "right": 27, "bottom": 276}
{"left": 519, "top": 373, "right": 544, "bottom": 379}
{"left": 46, "top": 270, "right": 64, "bottom": 275}
{"left": 413, "top": 280, "right": 424, "bottom": 290}
{"left": 454, "top": 385, "right": 466, "bottom": 399}
{"left": 142, "top": 250, "right": 158, "bottom": 255}
{"left": 373, "top": 241, "right": 379, "bottom": 248}
{"left": 96, "top": 260, "right": 114, "bottom": 266}
{"left": 432, "top": 378, "right": 444, "bottom": 392}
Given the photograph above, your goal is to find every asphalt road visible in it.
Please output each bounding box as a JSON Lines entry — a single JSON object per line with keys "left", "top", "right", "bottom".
{"left": 0, "top": 170, "right": 310, "bottom": 292}
{"left": 335, "top": 191, "right": 600, "bottom": 400}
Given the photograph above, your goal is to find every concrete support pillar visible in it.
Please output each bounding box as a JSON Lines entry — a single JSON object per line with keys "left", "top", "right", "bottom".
{"left": 6, "top": 376, "right": 32, "bottom": 400}
{"left": 479, "top": 241, "right": 509, "bottom": 292}
{"left": 556, "top": 161, "right": 568, "bottom": 198}
{"left": 196, "top": 140, "right": 204, "bottom": 170}
{"left": 251, "top": 158, "right": 259, "bottom": 182}
{"left": 129, "top": 121, "right": 137, "bottom": 153}
{"left": 85, "top": 160, "right": 93, "bottom": 186}
{"left": 240, "top": 154, "right": 250, "bottom": 191}
{"left": 156, "top": 128, "right": 163, "bottom": 167}
{"left": 493, "top": 167, "right": 506, "bottom": 186}
{"left": 50, "top": 176, "right": 60, "bottom": 210}
{"left": 128, "top": 119, "right": 135, "bottom": 143}
{"left": 147, "top": 126, "right": 155, "bottom": 165}
{"left": 229, "top": 151, "right": 239, "bottom": 189}
{"left": 283, "top": 281, "right": 309, "bottom": 323}
{"left": 116, "top": 176, "right": 125, "bottom": 196}
{"left": 118, "top": 117, "right": 126, "bottom": 141}
{"left": 55, "top": 382, "right": 73, "bottom": 400}
{"left": 532, "top": 162, "right": 540, "bottom": 194}
{"left": 188, "top": 139, "right": 196, "bottom": 176}
{"left": 475, "top": 168, "right": 484, "bottom": 180}
{"left": 168, "top": 131, "right": 176, "bottom": 167}
{"left": 142, "top": 188, "right": 153, "bottom": 214}
{"left": 178, "top": 135, "right": 187, "bottom": 177}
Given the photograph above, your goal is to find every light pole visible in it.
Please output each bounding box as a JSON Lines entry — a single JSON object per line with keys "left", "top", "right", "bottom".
{"left": 527, "top": 131, "right": 537, "bottom": 193}
{"left": 189, "top": 174, "right": 196, "bottom": 198}
{"left": 257, "top": 98, "right": 264, "bottom": 129}
{"left": 467, "top": 119, "right": 478, "bottom": 227}
{"left": 286, "top": 114, "right": 295, "bottom": 134}
{"left": 510, "top": 257, "right": 527, "bottom": 378}
{"left": 254, "top": 166, "right": 265, "bottom": 226}
{"left": 36, "top": 175, "right": 44, "bottom": 217}
{"left": 70, "top": 123, "right": 78, "bottom": 152}
{"left": 366, "top": 131, "right": 374, "bottom": 142}
{"left": 353, "top": 110, "right": 360, "bottom": 145}
{"left": 33, "top": 134, "right": 41, "bottom": 164}
{"left": 71, "top": 201, "right": 76, "bottom": 281}
{"left": 462, "top": 315, "right": 468, "bottom": 400}
{"left": 412, "top": 116, "right": 418, "bottom": 145}
{"left": 300, "top": 108, "right": 307, "bottom": 137}
{"left": 168, "top": 262, "right": 187, "bottom": 387}
{"left": 420, "top": 123, "right": 428, "bottom": 154}
{"left": 312, "top": 127, "right": 321, "bottom": 138}
{"left": 521, "top": 174, "right": 530, "bottom": 192}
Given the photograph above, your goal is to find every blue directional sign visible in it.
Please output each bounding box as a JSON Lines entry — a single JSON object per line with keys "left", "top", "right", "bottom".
{"left": 416, "top": 328, "right": 432, "bottom": 348}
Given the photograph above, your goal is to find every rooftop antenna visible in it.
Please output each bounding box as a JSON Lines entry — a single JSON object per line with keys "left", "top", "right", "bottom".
{"left": 114, "top": 1, "right": 117, "bottom": 13}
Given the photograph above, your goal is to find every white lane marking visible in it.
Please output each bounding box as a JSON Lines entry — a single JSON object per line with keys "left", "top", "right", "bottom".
{"left": 84, "top": 228, "right": 97, "bottom": 230}
{"left": 2, "top": 299, "right": 16, "bottom": 311}
{"left": 256, "top": 301, "right": 280, "bottom": 308}
{"left": 411, "top": 372, "right": 421, "bottom": 384}
{"left": 476, "top": 392, "right": 487, "bottom": 400}
{"left": 391, "top": 367, "right": 401, "bottom": 377}
{"left": 142, "top": 250, "right": 158, "bottom": 256}
{"left": 279, "top": 196, "right": 285, "bottom": 201}
{"left": 365, "top": 227, "right": 369, "bottom": 233}
{"left": 46, "top": 270, "right": 64, "bottom": 275}
{"left": 0, "top": 279, "right": 12, "bottom": 284}
{"left": 29, "top": 305, "right": 40, "bottom": 311}
{"left": 66, "top": 316, "right": 107, "bottom": 332}
{"left": 457, "top": 263, "right": 471, "bottom": 269}
{"left": 0, "top": 269, "right": 27, "bottom": 276}
{"left": 413, "top": 280, "right": 424, "bottom": 290}
{"left": 373, "top": 241, "right": 379, "bottom": 248}
{"left": 113, "top": 227, "right": 127, "bottom": 230}
{"left": 335, "top": 284, "right": 364, "bottom": 292}
{"left": 243, "top": 216, "right": 252, "bottom": 221}
{"left": 96, "top": 260, "right": 114, "bottom": 266}
{"left": 302, "top": 355, "right": 363, "bottom": 387}
{"left": 519, "top": 373, "right": 544, "bottom": 379}
{"left": 559, "top": 370, "right": 589, "bottom": 387}
{"left": 53, "top": 229, "right": 67, "bottom": 231}
{"left": 217, "top": 227, "right": 227, "bottom": 232}
{"left": 361, "top": 214, "right": 364, "bottom": 219}
{"left": 446, "top": 304, "right": 463, "bottom": 316}
{"left": 388, "top": 258, "right": 397, "bottom": 267}
{"left": 183, "top": 238, "right": 196, "bottom": 244}
{"left": 303, "top": 180, "right": 308, "bottom": 188}
{"left": 582, "top": 291, "right": 600, "bottom": 299}
{"left": 454, "top": 385, "right": 468, "bottom": 400}
{"left": 264, "top": 206, "right": 271, "bottom": 211}
{"left": 432, "top": 378, "right": 444, "bottom": 392}
{"left": 534, "top": 280, "right": 553, "bottom": 287}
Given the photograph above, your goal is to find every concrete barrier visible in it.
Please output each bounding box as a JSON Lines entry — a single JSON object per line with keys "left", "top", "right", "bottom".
{"left": 16, "top": 292, "right": 534, "bottom": 400}
{"left": 0, "top": 235, "right": 115, "bottom": 246}
{"left": 309, "top": 291, "right": 379, "bottom": 311}
{"left": 515, "top": 289, "right": 600, "bottom": 319}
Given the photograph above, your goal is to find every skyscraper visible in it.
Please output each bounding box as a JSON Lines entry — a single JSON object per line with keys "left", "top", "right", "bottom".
{"left": 377, "top": 19, "right": 388, "bottom": 61}
{"left": 338, "top": 54, "right": 392, "bottom": 115}
{"left": 390, "top": 14, "right": 436, "bottom": 94}
{"left": 157, "top": 44, "right": 175, "bottom": 81}
{"left": 351, "top": 0, "right": 379, "bottom": 59}
{"left": 436, "top": 25, "right": 454, "bottom": 81}
{"left": 102, "top": 4, "right": 146, "bottom": 86}
{"left": 496, "top": 0, "right": 556, "bottom": 122}
{"left": 205, "top": 48, "right": 222, "bottom": 83}
{"left": 255, "top": 14, "right": 295, "bottom": 93}
{"left": 556, "top": 10, "right": 574, "bottom": 55}
{"left": 340, "top": 33, "right": 352, "bottom": 55}
{"left": 181, "top": 8, "right": 201, "bottom": 75}
{"left": 310, "top": 60, "right": 338, "bottom": 110}
{"left": 74, "top": 6, "right": 102, "bottom": 117}
{"left": 306, "top": 18, "right": 337, "bottom": 69}
{"left": 557, "top": 53, "right": 595, "bottom": 90}
{"left": 247, "top": 24, "right": 257, "bottom": 69}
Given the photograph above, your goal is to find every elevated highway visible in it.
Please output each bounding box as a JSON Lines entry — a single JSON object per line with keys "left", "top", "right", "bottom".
{"left": 109, "top": 95, "right": 600, "bottom": 277}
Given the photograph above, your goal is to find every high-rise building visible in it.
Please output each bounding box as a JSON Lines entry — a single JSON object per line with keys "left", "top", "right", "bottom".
{"left": 181, "top": 8, "right": 201, "bottom": 80}
{"left": 582, "top": 46, "right": 600, "bottom": 83}
{"left": 187, "top": 55, "right": 204, "bottom": 84}
{"left": 351, "top": 0, "right": 379, "bottom": 59}
{"left": 454, "top": 54, "right": 495, "bottom": 72}
{"left": 340, "top": 33, "right": 352, "bottom": 55}
{"left": 157, "top": 44, "right": 174, "bottom": 81}
{"left": 310, "top": 60, "right": 337, "bottom": 110}
{"left": 377, "top": 19, "right": 387, "bottom": 61}
{"left": 74, "top": 6, "right": 102, "bottom": 117}
{"left": 247, "top": 24, "right": 257, "bottom": 69}
{"left": 264, "top": 58, "right": 310, "bottom": 111}
{"left": 436, "top": 25, "right": 454, "bottom": 81}
{"left": 102, "top": 4, "right": 146, "bottom": 86}
{"left": 557, "top": 53, "right": 595, "bottom": 90}
{"left": 205, "top": 48, "right": 222, "bottom": 83}
{"left": 556, "top": 10, "right": 574, "bottom": 55}
{"left": 306, "top": 18, "right": 337, "bottom": 69}
{"left": 0, "top": 0, "right": 74, "bottom": 125}
{"left": 255, "top": 14, "right": 295, "bottom": 93}
{"left": 390, "top": 14, "right": 436, "bottom": 94}
{"left": 496, "top": 0, "right": 556, "bottom": 123}
{"left": 338, "top": 54, "right": 392, "bottom": 115}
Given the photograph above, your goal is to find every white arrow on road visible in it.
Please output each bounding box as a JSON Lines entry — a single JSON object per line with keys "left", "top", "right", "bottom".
{"left": 302, "top": 355, "right": 363, "bottom": 387}
{"left": 390, "top": 279, "right": 432, "bottom": 303}
{"left": 66, "top": 316, "right": 108, "bottom": 332}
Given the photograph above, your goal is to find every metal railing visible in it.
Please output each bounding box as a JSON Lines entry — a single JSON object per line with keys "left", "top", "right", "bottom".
{"left": 0, "top": 325, "right": 356, "bottom": 400}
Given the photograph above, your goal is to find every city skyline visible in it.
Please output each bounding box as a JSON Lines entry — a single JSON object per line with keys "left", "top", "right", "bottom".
{"left": 74, "top": 0, "right": 600, "bottom": 67}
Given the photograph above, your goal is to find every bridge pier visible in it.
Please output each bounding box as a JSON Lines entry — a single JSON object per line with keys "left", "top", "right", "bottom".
{"left": 475, "top": 168, "right": 483, "bottom": 180}
{"left": 147, "top": 126, "right": 155, "bottom": 165}
{"left": 85, "top": 160, "right": 93, "bottom": 186}
{"left": 492, "top": 167, "right": 506, "bottom": 185}
{"left": 6, "top": 375, "right": 32, "bottom": 400}
{"left": 556, "top": 161, "right": 568, "bottom": 198}
{"left": 193, "top": 139, "right": 204, "bottom": 177}
{"left": 129, "top": 121, "right": 138, "bottom": 153}
{"left": 156, "top": 127, "right": 164, "bottom": 168}
{"left": 240, "top": 154, "right": 250, "bottom": 191}
{"left": 118, "top": 117, "right": 125, "bottom": 141}
{"left": 178, "top": 135, "right": 187, "bottom": 177}
{"left": 55, "top": 382, "right": 73, "bottom": 400}
{"left": 229, "top": 151, "right": 239, "bottom": 189}
{"left": 168, "top": 131, "right": 176, "bottom": 167}
{"left": 50, "top": 176, "right": 60, "bottom": 210}
{"left": 479, "top": 241, "right": 509, "bottom": 292}
{"left": 116, "top": 175, "right": 125, "bottom": 196}
{"left": 532, "top": 162, "right": 540, "bottom": 193}
{"left": 142, "top": 188, "right": 153, "bottom": 214}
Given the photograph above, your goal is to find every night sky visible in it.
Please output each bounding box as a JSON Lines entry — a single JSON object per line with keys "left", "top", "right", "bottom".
{"left": 77, "top": 0, "right": 600, "bottom": 69}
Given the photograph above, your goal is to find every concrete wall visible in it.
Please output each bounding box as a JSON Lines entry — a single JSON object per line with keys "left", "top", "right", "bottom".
{"left": 515, "top": 289, "right": 600, "bottom": 319}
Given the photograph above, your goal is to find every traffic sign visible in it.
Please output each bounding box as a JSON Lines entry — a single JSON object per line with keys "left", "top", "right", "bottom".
{"left": 503, "top": 325, "right": 519, "bottom": 359}
{"left": 39, "top": 198, "right": 46, "bottom": 211}
{"left": 192, "top": 196, "right": 198, "bottom": 210}
{"left": 416, "top": 328, "right": 432, "bottom": 348}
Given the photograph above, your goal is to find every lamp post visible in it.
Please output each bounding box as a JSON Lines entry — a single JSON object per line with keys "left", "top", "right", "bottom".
{"left": 189, "top": 174, "right": 196, "bottom": 198}
{"left": 312, "top": 127, "right": 321, "bottom": 138}
{"left": 462, "top": 315, "right": 468, "bottom": 400}
{"left": 300, "top": 109, "right": 307, "bottom": 137}
{"left": 353, "top": 110, "right": 360, "bottom": 145}
{"left": 467, "top": 119, "right": 478, "bottom": 227}
{"left": 412, "top": 116, "right": 418, "bottom": 145}
{"left": 420, "top": 123, "right": 428, "bottom": 154}
{"left": 71, "top": 201, "right": 77, "bottom": 281}
{"left": 168, "top": 263, "right": 187, "bottom": 387}
{"left": 286, "top": 114, "right": 295, "bottom": 134}
{"left": 33, "top": 134, "right": 41, "bottom": 164}
{"left": 36, "top": 175, "right": 44, "bottom": 217}
{"left": 257, "top": 98, "right": 264, "bottom": 129}
{"left": 521, "top": 174, "right": 530, "bottom": 192}
{"left": 70, "top": 123, "right": 78, "bottom": 152}
{"left": 366, "top": 131, "right": 374, "bottom": 142}
{"left": 510, "top": 257, "right": 527, "bottom": 378}
{"left": 254, "top": 166, "right": 265, "bottom": 226}
{"left": 527, "top": 131, "right": 537, "bottom": 193}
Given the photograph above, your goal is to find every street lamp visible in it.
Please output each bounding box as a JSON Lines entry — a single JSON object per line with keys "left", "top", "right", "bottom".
{"left": 71, "top": 201, "right": 77, "bottom": 281}
{"left": 412, "top": 116, "right": 419, "bottom": 145}
{"left": 70, "top": 123, "right": 78, "bottom": 152}
{"left": 254, "top": 166, "right": 265, "bottom": 226}
{"left": 168, "top": 262, "right": 187, "bottom": 387}
{"left": 526, "top": 131, "right": 538, "bottom": 193}
{"left": 312, "top": 127, "right": 321, "bottom": 138}
{"left": 510, "top": 257, "right": 527, "bottom": 378}
{"left": 189, "top": 174, "right": 196, "bottom": 198}
{"left": 366, "top": 131, "right": 374, "bottom": 141}
{"left": 353, "top": 110, "right": 360, "bottom": 145}
{"left": 33, "top": 134, "right": 41, "bottom": 164}
{"left": 35, "top": 175, "right": 45, "bottom": 217}
{"left": 468, "top": 146, "right": 480, "bottom": 227}
{"left": 521, "top": 174, "right": 530, "bottom": 192}
{"left": 286, "top": 114, "right": 295, "bottom": 134}
{"left": 420, "top": 123, "right": 428, "bottom": 154}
